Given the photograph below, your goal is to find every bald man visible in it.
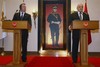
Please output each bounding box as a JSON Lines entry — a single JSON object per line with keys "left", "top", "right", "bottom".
{"left": 69, "top": 4, "right": 90, "bottom": 63}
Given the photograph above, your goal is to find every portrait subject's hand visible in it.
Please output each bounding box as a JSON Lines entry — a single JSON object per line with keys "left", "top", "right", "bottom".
{"left": 51, "top": 21, "right": 60, "bottom": 24}
{"left": 51, "top": 21, "right": 54, "bottom": 24}
{"left": 56, "top": 21, "right": 60, "bottom": 24}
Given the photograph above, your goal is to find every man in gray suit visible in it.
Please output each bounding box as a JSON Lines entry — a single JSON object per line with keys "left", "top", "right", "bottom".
{"left": 69, "top": 4, "right": 90, "bottom": 63}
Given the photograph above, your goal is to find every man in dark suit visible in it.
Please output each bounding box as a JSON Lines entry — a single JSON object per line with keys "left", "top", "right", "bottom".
{"left": 69, "top": 4, "right": 90, "bottom": 63}
{"left": 13, "top": 3, "right": 32, "bottom": 62}
{"left": 47, "top": 5, "right": 61, "bottom": 47}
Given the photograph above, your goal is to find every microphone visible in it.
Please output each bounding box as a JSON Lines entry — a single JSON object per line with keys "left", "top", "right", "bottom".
{"left": 15, "top": 10, "right": 18, "bottom": 13}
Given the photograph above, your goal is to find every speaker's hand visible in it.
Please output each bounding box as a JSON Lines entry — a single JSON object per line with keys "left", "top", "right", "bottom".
{"left": 69, "top": 25, "right": 72, "bottom": 31}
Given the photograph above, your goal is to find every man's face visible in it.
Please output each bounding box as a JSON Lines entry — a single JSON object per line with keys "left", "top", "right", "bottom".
{"left": 53, "top": 8, "right": 57, "bottom": 12}
{"left": 21, "top": 4, "right": 26, "bottom": 12}
{"left": 77, "top": 4, "right": 83, "bottom": 12}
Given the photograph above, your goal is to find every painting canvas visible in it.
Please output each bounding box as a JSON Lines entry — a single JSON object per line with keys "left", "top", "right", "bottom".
{"left": 43, "top": 0, "right": 67, "bottom": 50}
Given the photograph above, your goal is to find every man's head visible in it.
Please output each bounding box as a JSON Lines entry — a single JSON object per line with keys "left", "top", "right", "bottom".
{"left": 19, "top": 3, "right": 26, "bottom": 12}
{"left": 52, "top": 5, "right": 57, "bottom": 12}
{"left": 77, "top": 4, "right": 83, "bottom": 12}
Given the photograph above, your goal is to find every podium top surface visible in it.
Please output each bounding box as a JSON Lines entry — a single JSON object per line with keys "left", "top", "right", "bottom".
{"left": 2, "top": 21, "right": 30, "bottom": 30}
{"left": 72, "top": 20, "right": 99, "bottom": 30}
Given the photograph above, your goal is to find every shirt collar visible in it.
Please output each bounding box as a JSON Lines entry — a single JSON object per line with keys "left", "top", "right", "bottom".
{"left": 20, "top": 11, "right": 25, "bottom": 16}
{"left": 78, "top": 11, "right": 83, "bottom": 15}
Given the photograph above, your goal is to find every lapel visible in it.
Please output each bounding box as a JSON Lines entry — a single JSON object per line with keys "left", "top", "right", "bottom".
{"left": 19, "top": 12, "right": 27, "bottom": 20}
{"left": 76, "top": 12, "right": 80, "bottom": 20}
{"left": 17, "top": 13, "right": 21, "bottom": 20}
{"left": 52, "top": 13, "right": 59, "bottom": 20}
{"left": 23, "top": 13, "right": 27, "bottom": 20}
{"left": 83, "top": 13, "right": 85, "bottom": 20}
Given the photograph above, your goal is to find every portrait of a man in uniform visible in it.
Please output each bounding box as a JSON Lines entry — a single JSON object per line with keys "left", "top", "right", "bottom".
{"left": 45, "top": 4, "right": 63, "bottom": 49}
{"left": 47, "top": 5, "right": 61, "bottom": 47}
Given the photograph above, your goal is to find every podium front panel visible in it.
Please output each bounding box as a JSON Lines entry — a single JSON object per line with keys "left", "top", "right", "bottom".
{"left": 72, "top": 20, "right": 99, "bottom": 30}
{"left": 2, "top": 21, "right": 29, "bottom": 30}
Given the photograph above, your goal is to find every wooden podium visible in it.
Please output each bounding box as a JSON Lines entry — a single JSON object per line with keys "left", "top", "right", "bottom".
{"left": 72, "top": 20, "right": 99, "bottom": 67}
{"left": 2, "top": 21, "right": 30, "bottom": 67}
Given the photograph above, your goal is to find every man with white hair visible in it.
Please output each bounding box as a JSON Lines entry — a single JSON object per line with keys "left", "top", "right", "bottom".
{"left": 69, "top": 3, "right": 90, "bottom": 63}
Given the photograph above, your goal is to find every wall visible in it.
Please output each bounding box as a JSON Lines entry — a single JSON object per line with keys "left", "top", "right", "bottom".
{"left": 0, "top": 0, "right": 3, "bottom": 47}
{"left": 0, "top": 0, "right": 100, "bottom": 52}
{"left": 0, "top": 0, "right": 38, "bottom": 51}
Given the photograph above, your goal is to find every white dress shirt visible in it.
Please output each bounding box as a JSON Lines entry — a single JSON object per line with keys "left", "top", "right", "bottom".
{"left": 20, "top": 11, "right": 25, "bottom": 17}
{"left": 78, "top": 11, "right": 83, "bottom": 20}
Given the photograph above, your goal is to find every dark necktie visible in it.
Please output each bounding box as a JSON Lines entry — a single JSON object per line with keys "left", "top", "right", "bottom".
{"left": 21, "top": 12, "right": 24, "bottom": 20}
{"left": 79, "top": 12, "right": 82, "bottom": 20}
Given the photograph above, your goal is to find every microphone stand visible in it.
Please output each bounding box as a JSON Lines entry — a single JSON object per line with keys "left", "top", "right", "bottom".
{"left": 1, "top": 38, "right": 5, "bottom": 56}
{"left": 0, "top": 12, "right": 5, "bottom": 56}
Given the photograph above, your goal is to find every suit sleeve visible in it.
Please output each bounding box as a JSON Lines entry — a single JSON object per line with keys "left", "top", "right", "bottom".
{"left": 28, "top": 14, "right": 32, "bottom": 27}
{"left": 12, "top": 13, "right": 17, "bottom": 20}
{"left": 58, "top": 14, "right": 61, "bottom": 22}
{"left": 68, "top": 14, "right": 73, "bottom": 26}
{"left": 87, "top": 14, "right": 90, "bottom": 21}
{"left": 84, "top": 13, "right": 90, "bottom": 21}
{"left": 47, "top": 14, "right": 52, "bottom": 23}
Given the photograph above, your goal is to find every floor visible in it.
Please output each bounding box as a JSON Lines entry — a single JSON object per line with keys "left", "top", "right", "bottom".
{"left": 0, "top": 49, "right": 100, "bottom": 57}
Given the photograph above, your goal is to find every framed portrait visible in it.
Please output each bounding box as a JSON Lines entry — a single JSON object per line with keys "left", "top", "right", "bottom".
{"left": 38, "top": 0, "right": 71, "bottom": 50}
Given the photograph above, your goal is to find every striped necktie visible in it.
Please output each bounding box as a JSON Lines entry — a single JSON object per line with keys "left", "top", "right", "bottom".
{"left": 79, "top": 12, "right": 82, "bottom": 20}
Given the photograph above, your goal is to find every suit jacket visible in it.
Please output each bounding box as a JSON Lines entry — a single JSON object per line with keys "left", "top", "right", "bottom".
{"left": 13, "top": 12, "right": 32, "bottom": 27}
{"left": 69, "top": 11, "right": 90, "bottom": 25}
{"left": 68, "top": 12, "right": 90, "bottom": 63}
{"left": 47, "top": 13, "right": 61, "bottom": 24}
